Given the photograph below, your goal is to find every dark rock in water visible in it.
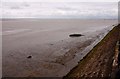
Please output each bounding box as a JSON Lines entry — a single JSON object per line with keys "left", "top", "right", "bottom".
{"left": 27, "top": 56, "right": 32, "bottom": 59}
{"left": 50, "top": 44, "right": 54, "bottom": 45}
{"left": 69, "top": 34, "right": 84, "bottom": 37}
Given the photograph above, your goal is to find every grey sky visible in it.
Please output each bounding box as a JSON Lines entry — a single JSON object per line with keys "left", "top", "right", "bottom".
{"left": 1, "top": 0, "right": 119, "bottom": 19}
{"left": 2, "top": 0, "right": 119, "bottom": 2}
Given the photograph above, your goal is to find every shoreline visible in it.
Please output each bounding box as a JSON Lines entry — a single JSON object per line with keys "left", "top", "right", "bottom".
{"left": 2, "top": 19, "right": 118, "bottom": 77}
{"left": 3, "top": 26, "right": 115, "bottom": 77}
{"left": 64, "top": 24, "right": 120, "bottom": 78}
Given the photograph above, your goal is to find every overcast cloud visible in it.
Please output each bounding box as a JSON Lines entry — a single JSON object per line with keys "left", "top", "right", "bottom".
{"left": 1, "top": 0, "right": 118, "bottom": 19}
{"left": 2, "top": 0, "right": 119, "bottom": 2}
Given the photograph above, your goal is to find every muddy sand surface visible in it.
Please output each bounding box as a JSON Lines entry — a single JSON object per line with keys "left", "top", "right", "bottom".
{"left": 2, "top": 19, "right": 117, "bottom": 77}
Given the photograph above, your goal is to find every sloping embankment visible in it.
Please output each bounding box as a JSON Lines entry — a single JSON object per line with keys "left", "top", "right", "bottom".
{"left": 64, "top": 24, "right": 120, "bottom": 78}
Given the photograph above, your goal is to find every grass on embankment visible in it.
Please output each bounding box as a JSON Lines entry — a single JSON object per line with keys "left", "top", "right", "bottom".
{"left": 64, "top": 24, "right": 120, "bottom": 78}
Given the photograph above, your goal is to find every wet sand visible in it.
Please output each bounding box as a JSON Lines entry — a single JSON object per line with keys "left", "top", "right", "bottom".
{"left": 2, "top": 19, "right": 117, "bottom": 77}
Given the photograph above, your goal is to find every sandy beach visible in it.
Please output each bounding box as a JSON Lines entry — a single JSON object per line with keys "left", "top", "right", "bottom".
{"left": 2, "top": 19, "right": 118, "bottom": 77}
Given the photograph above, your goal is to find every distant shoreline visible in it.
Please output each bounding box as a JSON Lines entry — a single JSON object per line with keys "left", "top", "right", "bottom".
{"left": 0, "top": 18, "right": 118, "bottom": 21}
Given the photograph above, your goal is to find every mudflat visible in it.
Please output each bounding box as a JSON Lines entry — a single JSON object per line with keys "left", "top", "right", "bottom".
{"left": 2, "top": 19, "right": 117, "bottom": 77}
